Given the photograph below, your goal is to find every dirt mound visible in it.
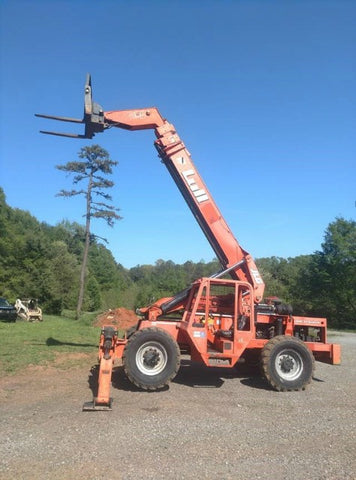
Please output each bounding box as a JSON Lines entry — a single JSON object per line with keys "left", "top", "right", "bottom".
{"left": 95, "top": 307, "right": 138, "bottom": 330}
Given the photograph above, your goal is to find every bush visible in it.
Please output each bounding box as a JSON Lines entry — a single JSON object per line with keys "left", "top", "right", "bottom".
{"left": 43, "top": 298, "right": 63, "bottom": 315}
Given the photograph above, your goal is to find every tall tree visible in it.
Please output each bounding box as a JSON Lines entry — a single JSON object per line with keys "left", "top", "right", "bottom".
{"left": 314, "top": 218, "right": 356, "bottom": 328}
{"left": 56, "top": 145, "right": 121, "bottom": 318}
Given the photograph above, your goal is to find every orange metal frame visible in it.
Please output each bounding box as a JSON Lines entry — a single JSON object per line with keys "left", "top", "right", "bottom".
{"left": 88, "top": 106, "right": 340, "bottom": 407}
{"left": 94, "top": 277, "right": 340, "bottom": 407}
{"left": 36, "top": 84, "right": 341, "bottom": 409}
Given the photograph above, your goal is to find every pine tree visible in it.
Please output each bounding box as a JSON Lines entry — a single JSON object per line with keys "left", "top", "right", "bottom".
{"left": 56, "top": 145, "right": 122, "bottom": 318}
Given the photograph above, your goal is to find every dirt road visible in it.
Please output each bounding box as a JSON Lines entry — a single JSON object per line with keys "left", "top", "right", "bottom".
{"left": 1, "top": 333, "right": 355, "bottom": 480}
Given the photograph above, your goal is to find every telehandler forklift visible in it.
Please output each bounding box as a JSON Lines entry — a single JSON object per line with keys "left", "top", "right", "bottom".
{"left": 36, "top": 75, "right": 340, "bottom": 410}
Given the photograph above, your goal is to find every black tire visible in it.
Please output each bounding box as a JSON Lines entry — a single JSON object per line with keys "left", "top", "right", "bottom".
{"left": 123, "top": 327, "right": 180, "bottom": 390}
{"left": 261, "top": 335, "right": 315, "bottom": 391}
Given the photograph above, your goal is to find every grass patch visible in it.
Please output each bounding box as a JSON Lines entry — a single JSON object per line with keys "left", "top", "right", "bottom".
{"left": 0, "top": 313, "right": 101, "bottom": 375}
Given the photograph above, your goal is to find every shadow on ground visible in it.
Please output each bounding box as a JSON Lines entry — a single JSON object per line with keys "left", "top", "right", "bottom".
{"left": 87, "top": 364, "right": 151, "bottom": 398}
{"left": 87, "top": 358, "right": 273, "bottom": 398}
{"left": 46, "top": 337, "right": 97, "bottom": 348}
{"left": 174, "top": 359, "right": 271, "bottom": 390}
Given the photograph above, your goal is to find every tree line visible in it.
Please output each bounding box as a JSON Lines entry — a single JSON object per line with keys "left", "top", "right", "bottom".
{"left": 0, "top": 186, "right": 355, "bottom": 329}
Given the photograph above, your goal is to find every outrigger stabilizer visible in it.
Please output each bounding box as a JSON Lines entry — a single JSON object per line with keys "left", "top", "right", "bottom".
{"left": 82, "top": 326, "right": 118, "bottom": 411}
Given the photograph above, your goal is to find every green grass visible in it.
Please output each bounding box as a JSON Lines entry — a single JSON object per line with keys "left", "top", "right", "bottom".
{"left": 0, "top": 313, "right": 101, "bottom": 375}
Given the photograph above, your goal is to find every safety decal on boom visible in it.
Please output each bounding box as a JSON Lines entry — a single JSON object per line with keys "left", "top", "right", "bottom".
{"left": 250, "top": 268, "right": 264, "bottom": 285}
{"left": 182, "top": 169, "right": 209, "bottom": 203}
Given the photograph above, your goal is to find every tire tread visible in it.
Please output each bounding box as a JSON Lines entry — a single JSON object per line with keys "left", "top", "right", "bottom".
{"left": 261, "top": 335, "right": 315, "bottom": 391}
{"left": 123, "top": 327, "right": 180, "bottom": 390}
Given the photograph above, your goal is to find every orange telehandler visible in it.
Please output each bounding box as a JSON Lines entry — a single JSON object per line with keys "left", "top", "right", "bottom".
{"left": 36, "top": 75, "right": 340, "bottom": 410}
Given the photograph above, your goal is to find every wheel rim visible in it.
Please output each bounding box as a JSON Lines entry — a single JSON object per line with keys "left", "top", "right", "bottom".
{"left": 275, "top": 348, "right": 303, "bottom": 381}
{"left": 136, "top": 341, "right": 168, "bottom": 376}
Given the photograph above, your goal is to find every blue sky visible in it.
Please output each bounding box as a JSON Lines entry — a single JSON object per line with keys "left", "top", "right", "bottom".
{"left": 1, "top": 0, "right": 355, "bottom": 268}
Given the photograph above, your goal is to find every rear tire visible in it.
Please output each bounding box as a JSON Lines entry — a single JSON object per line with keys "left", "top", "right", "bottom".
{"left": 123, "top": 327, "right": 180, "bottom": 390}
{"left": 261, "top": 335, "right": 315, "bottom": 391}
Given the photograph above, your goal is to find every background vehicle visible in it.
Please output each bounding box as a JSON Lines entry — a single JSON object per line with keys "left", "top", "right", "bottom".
{"left": 37, "top": 75, "right": 341, "bottom": 411}
{"left": 0, "top": 297, "right": 17, "bottom": 322}
{"left": 15, "top": 298, "right": 43, "bottom": 322}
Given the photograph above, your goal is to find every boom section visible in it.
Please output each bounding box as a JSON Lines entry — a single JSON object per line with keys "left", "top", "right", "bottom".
{"left": 104, "top": 108, "right": 265, "bottom": 302}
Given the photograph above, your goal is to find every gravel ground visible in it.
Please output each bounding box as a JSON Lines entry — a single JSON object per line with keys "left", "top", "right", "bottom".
{"left": 0, "top": 332, "right": 355, "bottom": 480}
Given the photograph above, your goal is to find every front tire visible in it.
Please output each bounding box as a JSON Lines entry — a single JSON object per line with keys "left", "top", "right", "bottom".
{"left": 261, "top": 335, "right": 315, "bottom": 391}
{"left": 123, "top": 327, "right": 180, "bottom": 390}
